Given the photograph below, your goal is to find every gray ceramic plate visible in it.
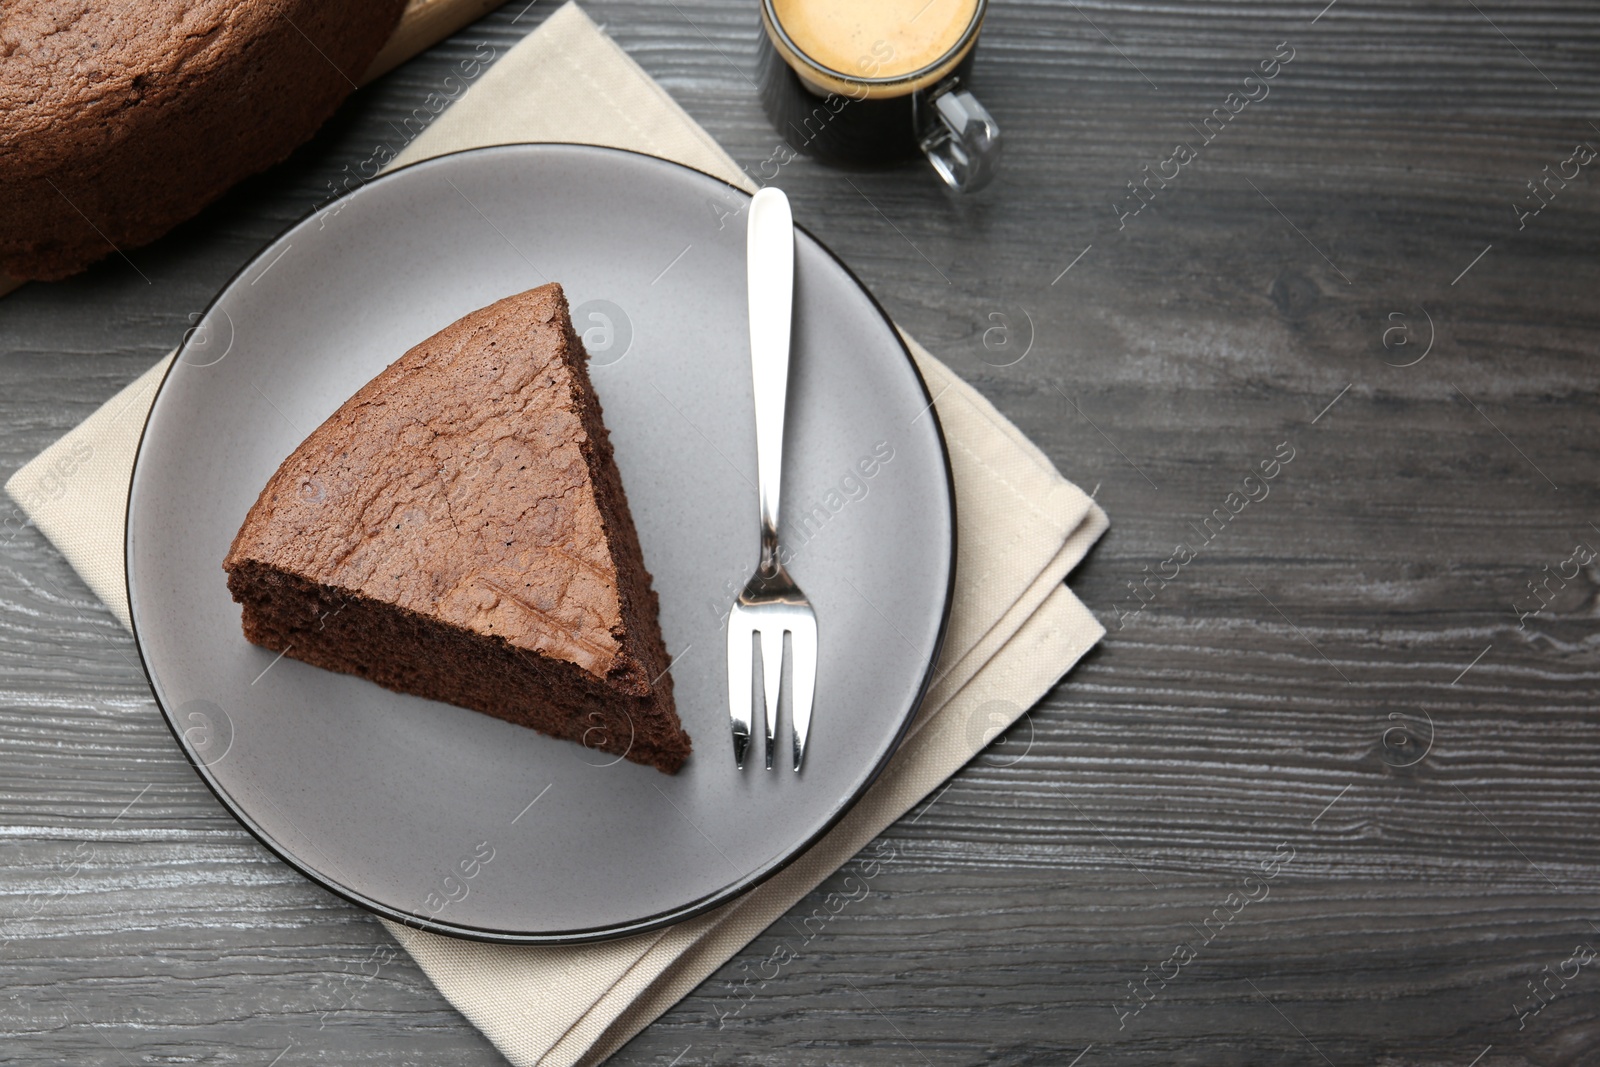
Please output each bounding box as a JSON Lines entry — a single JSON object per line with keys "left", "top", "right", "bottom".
{"left": 127, "top": 144, "right": 954, "bottom": 943}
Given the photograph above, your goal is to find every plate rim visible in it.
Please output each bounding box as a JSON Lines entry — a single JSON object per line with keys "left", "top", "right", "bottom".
{"left": 124, "top": 142, "right": 958, "bottom": 944}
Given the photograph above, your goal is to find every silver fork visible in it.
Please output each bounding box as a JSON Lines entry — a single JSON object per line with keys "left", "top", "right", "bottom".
{"left": 727, "top": 187, "right": 817, "bottom": 772}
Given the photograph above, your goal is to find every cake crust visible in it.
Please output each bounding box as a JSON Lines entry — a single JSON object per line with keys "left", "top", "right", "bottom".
{"left": 0, "top": 0, "right": 407, "bottom": 281}
{"left": 223, "top": 283, "right": 690, "bottom": 773}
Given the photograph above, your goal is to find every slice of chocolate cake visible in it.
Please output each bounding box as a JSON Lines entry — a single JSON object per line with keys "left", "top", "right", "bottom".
{"left": 223, "top": 283, "right": 690, "bottom": 773}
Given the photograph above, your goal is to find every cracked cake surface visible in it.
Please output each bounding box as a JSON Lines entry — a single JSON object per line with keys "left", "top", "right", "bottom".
{"left": 223, "top": 283, "right": 690, "bottom": 773}
{"left": 0, "top": 0, "right": 407, "bottom": 280}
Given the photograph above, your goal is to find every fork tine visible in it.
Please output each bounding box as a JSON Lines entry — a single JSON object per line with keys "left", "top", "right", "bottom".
{"left": 727, "top": 612, "right": 754, "bottom": 769}
{"left": 789, "top": 614, "right": 816, "bottom": 771}
{"left": 758, "top": 625, "right": 784, "bottom": 771}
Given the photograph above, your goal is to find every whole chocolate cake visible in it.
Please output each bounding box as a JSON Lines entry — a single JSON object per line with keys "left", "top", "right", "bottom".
{"left": 0, "top": 0, "right": 407, "bottom": 282}
{"left": 223, "top": 283, "right": 691, "bottom": 773}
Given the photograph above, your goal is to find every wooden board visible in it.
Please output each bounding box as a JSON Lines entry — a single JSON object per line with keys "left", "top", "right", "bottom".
{"left": 1, "top": 1, "right": 1598, "bottom": 1064}
{"left": 365, "top": 0, "right": 513, "bottom": 82}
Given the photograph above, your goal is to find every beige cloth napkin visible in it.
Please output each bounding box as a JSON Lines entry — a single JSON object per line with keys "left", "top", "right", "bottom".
{"left": 4, "top": 4, "right": 1107, "bottom": 1064}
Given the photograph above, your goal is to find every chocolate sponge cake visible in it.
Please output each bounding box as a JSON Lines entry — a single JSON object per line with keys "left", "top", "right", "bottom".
{"left": 0, "top": 0, "right": 407, "bottom": 281}
{"left": 223, "top": 283, "right": 691, "bottom": 773}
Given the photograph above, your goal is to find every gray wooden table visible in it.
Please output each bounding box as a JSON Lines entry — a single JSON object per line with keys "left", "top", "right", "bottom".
{"left": 4, "top": 1, "right": 1598, "bottom": 1063}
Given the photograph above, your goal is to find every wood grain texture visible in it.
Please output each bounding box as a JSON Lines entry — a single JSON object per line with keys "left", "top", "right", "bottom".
{"left": 364, "top": 0, "right": 514, "bottom": 82}
{"left": 2, "top": 1, "right": 1598, "bottom": 1064}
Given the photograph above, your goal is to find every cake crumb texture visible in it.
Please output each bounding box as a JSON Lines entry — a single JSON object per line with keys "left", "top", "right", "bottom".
{"left": 223, "top": 283, "right": 691, "bottom": 773}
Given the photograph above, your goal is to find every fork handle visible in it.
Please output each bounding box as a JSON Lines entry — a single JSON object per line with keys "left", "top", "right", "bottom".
{"left": 746, "top": 187, "right": 794, "bottom": 576}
